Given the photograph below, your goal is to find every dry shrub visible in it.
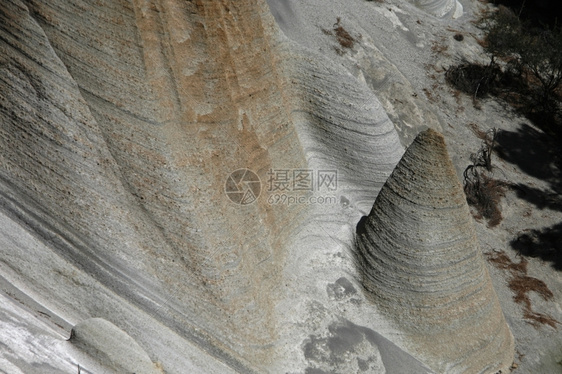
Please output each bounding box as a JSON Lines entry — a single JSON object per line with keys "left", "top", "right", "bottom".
{"left": 465, "top": 174, "right": 506, "bottom": 227}
{"left": 422, "top": 86, "right": 440, "bottom": 103}
{"left": 445, "top": 63, "right": 501, "bottom": 103}
{"left": 523, "top": 310, "right": 559, "bottom": 329}
{"left": 322, "top": 18, "right": 357, "bottom": 55}
{"left": 450, "top": 5, "right": 562, "bottom": 127}
{"left": 509, "top": 275, "right": 554, "bottom": 304}
{"left": 463, "top": 128, "right": 505, "bottom": 226}
{"left": 431, "top": 40, "right": 448, "bottom": 55}
{"left": 486, "top": 250, "right": 558, "bottom": 328}
{"left": 333, "top": 17, "right": 355, "bottom": 49}
{"left": 487, "top": 250, "right": 527, "bottom": 273}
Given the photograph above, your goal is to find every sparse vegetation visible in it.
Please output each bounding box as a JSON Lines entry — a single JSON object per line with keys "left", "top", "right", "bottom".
{"left": 486, "top": 250, "right": 558, "bottom": 328}
{"left": 479, "top": 5, "right": 562, "bottom": 114}
{"left": 446, "top": 62, "right": 501, "bottom": 105}
{"left": 465, "top": 173, "right": 506, "bottom": 227}
{"left": 446, "top": 4, "right": 562, "bottom": 132}
{"left": 477, "top": 5, "right": 522, "bottom": 66}
{"left": 463, "top": 127, "right": 506, "bottom": 227}
{"left": 322, "top": 18, "right": 358, "bottom": 55}
{"left": 333, "top": 18, "right": 355, "bottom": 49}
{"left": 431, "top": 39, "right": 449, "bottom": 55}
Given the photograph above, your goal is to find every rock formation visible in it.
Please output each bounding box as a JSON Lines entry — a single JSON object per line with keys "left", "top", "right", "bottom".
{"left": 355, "top": 129, "right": 514, "bottom": 373}
{"left": 0, "top": 0, "right": 402, "bottom": 372}
{"left": 407, "top": 0, "right": 464, "bottom": 18}
{"left": 67, "top": 318, "right": 162, "bottom": 374}
{"left": 0, "top": 0, "right": 523, "bottom": 372}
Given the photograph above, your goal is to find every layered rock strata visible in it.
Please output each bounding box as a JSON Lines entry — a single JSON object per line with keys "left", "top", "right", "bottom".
{"left": 0, "top": 0, "right": 304, "bottom": 369}
{"left": 355, "top": 129, "right": 514, "bottom": 373}
{"left": 407, "top": 0, "right": 464, "bottom": 18}
{"left": 0, "top": 0, "right": 404, "bottom": 372}
{"left": 67, "top": 318, "right": 162, "bottom": 374}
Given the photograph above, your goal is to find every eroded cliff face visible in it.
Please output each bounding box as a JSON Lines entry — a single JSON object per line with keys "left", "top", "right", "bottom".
{"left": 0, "top": 0, "right": 404, "bottom": 372}
{"left": 1, "top": 0, "right": 314, "bottom": 370}
{"left": 0, "top": 0, "right": 516, "bottom": 373}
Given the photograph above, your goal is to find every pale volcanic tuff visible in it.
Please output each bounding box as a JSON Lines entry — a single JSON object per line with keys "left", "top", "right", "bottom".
{"left": 0, "top": 0, "right": 517, "bottom": 373}
{"left": 355, "top": 129, "right": 514, "bottom": 373}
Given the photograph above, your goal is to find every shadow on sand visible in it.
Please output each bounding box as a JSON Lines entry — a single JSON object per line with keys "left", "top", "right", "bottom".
{"left": 495, "top": 123, "right": 562, "bottom": 270}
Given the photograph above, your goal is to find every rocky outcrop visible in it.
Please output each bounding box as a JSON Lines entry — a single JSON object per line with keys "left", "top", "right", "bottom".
{"left": 0, "top": 0, "right": 404, "bottom": 372}
{"left": 355, "top": 129, "right": 514, "bottom": 373}
{"left": 267, "top": 0, "right": 446, "bottom": 147}
{"left": 0, "top": 0, "right": 301, "bottom": 370}
{"left": 0, "top": 0, "right": 526, "bottom": 371}
{"left": 407, "top": 0, "right": 464, "bottom": 18}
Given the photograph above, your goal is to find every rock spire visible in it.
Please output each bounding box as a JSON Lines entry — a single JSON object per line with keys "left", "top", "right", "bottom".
{"left": 356, "top": 129, "right": 514, "bottom": 373}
